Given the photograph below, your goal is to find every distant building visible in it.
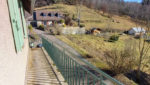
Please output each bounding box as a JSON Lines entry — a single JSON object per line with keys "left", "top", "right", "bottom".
{"left": 128, "top": 27, "right": 146, "bottom": 35}
{"left": 29, "top": 10, "right": 64, "bottom": 27}
{"left": 86, "top": 28, "right": 102, "bottom": 35}
{"left": 91, "top": 28, "right": 102, "bottom": 35}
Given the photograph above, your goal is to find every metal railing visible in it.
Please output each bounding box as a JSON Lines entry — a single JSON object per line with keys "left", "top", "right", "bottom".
{"left": 42, "top": 37, "right": 124, "bottom": 85}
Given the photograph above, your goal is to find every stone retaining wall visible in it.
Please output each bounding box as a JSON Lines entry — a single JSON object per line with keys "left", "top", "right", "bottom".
{"left": 61, "top": 27, "right": 85, "bottom": 34}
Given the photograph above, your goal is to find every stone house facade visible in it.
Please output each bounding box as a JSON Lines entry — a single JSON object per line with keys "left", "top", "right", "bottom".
{"left": 29, "top": 10, "right": 64, "bottom": 27}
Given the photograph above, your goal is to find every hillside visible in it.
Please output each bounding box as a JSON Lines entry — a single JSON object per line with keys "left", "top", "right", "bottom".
{"left": 34, "top": 0, "right": 53, "bottom": 7}
{"left": 34, "top": 4, "right": 150, "bottom": 85}
{"left": 35, "top": 4, "right": 137, "bottom": 31}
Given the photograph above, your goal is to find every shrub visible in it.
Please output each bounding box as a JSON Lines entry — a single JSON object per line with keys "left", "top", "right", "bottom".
{"left": 109, "top": 35, "right": 119, "bottom": 42}
{"left": 80, "top": 24, "right": 85, "bottom": 28}
{"left": 60, "top": 19, "right": 65, "bottom": 24}
{"left": 51, "top": 28, "right": 62, "bottom": 35}
{"left": 104, "top": 40, "right": 137, "bottom": 74}
{"left": 56, "top": 27, "right": 62, "bottom": 35}
{"left": 50, "top": 24, "right": 62, "bottom": 35}
{"left": 65, "top": 16, "right": 72, "bottom": 25}
{"left": 73, "top": 22, "right": 78, "bottom": 27}
{"left": 62, "top": 24, "right": 66, "bottom": 27}
{"left": 39, "top": 24, "right": 44, "bottom": 28}
{"left": 38, "top": 24, "right": 45, "bottom": 31}
{"left": 72, "top": 14, "right": 77, "bottom": 20}
{"left": 28, "top": 25, "right": 33, "bottom": 31}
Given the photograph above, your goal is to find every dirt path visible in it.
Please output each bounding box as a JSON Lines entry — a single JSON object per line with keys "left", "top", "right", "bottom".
{"left": 25, "top": 48, "right": 61, "bottom": 85}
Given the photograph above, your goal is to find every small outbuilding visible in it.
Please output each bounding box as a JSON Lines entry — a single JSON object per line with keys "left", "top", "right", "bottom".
{"left": 128, "top": 27, "right": 146, "bottom": 35}
{"left": 89, "top": 28, "right": 102, "bottom": 35}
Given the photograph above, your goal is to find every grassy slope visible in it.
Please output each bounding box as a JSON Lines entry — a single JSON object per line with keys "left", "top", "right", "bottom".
{"left": 35, "top": 3, "right": 149, "bottom": 73}
{"left": 56, "top": 35, "right": 130, "bottom": 68}
{"left": 35, "top": 4, "right": 136, "bottom": 30}
{"left": 56, "top": 35, "right": 140, "bottom": 85}
{"left": 57, "top": 35, "right": 150, "bottom": 73}
{"left": 36, "top": 4, "right": 149, "bottom": 84}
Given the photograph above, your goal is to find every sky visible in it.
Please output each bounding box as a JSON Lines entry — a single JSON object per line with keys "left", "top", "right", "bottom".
{"left": 124, "top": 0, "right": 142, "bottom": 3}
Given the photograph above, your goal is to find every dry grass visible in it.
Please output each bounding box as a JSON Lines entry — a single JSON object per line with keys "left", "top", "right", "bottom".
{"left": 36, "top": 3, "right": 150, "bottom": 84}
{"left": 35, "top": 4, "right": 137, "bottom": 30}
{"left": 56, "top": 35, "right": 150, "bottom": 74}
{"left": 56, "top": 34, "right": 130, "bottom": 68}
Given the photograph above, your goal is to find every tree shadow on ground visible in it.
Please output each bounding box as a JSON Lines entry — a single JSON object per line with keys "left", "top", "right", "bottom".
{"left": 101, "top": 69, "right": 116, "bottom": 77}
{"left": 125, "top": 70, "right": 150, "bottom": 85}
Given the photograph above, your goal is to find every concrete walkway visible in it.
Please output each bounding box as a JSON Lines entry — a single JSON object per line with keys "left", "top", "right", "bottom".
{"left": 33, "top": 29, "right": 86, "bottom": 65}
{"left": 25, "top": 48, "right": 61, "bottom": 85}
{"left": 32, "top": 29, "right": 119, "bottom": 85}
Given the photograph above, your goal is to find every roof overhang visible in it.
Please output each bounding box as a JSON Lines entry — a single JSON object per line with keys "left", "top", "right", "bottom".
{"left": 22, "top": 0, "right": 36, "bottom": 14}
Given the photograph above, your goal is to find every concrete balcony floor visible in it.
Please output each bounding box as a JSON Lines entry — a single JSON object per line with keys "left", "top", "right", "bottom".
{"left": 25, "top": 48, "right": 61, "bottom": 85}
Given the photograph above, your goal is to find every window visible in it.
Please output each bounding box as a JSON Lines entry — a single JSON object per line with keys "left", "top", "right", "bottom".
{"left": 48, "top": 13, "right": 52, "bottom": 17}
{"left": 55, "top": 13, "right": 59, "bottom": 17}
{"left": 40, "top": 13, "right": 46, "bottom": 16}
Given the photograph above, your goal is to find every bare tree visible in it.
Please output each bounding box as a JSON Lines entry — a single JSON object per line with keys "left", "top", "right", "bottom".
{"left": 136, "top": 31, "right": 150, "bottom": 80}
{"left": 104, "top": 39, "right": 137, "bottom": 74}
{"left": 142, "top": 0, "right": 150, "bottom": 5}
{"left": 136, "top": 6, "right": 150, "bottom": 80}
{"left": 76, "top": 0, "right": 82, "bottom": 26}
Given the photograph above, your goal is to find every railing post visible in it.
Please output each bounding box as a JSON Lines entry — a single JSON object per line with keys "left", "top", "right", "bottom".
{"left": 68, "top": 56, "right": 70, "bottom": 84}
{"left": 78, "top": 65, "right": 80, "bottom": 85}
{"left": 72, "top": 60, "right": 75, "bottom": 85}
{"left": 70, "top": 58, "right": 72, "bottom": 84}
{"left": 75, "top": 62, "right": 78, "bottom": 85}
{"left": 87, "top": 72, "right": 89, "bottom": 85}
{"left": 62, "top": 48, "right": 64, "bottom": 74}
{"left": 82, "top": 69, "right": 85, "bottom": 85}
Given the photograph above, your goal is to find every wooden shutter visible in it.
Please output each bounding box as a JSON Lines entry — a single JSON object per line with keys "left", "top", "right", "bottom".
{"left": 19, "top": 1, "right": 27, "bottom": 38}
{"left": 14, "top": 0, "right": 24, "bottom": 47}
{"left": 7, "top": 0, "right": 24, "bottom": 52}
